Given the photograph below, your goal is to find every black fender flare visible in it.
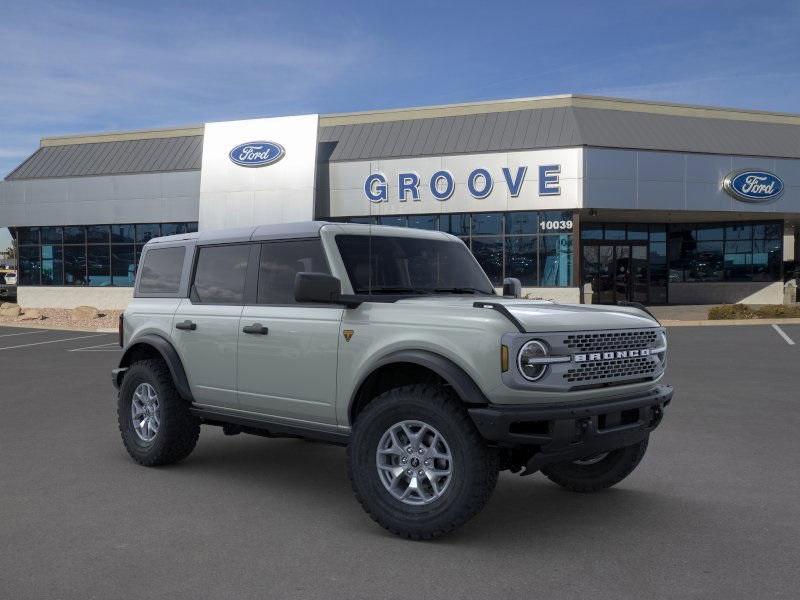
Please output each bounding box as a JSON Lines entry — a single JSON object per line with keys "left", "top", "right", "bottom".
{"left": 350, "top": 349, "right": 488, "bottom": 419}
{"left": 117, "top": 334, "right": 193, "bottom": 401}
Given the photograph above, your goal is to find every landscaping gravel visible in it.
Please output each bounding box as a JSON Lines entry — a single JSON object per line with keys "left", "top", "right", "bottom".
{"left": 0, "top": 307, "right": 121, "bottom": 331}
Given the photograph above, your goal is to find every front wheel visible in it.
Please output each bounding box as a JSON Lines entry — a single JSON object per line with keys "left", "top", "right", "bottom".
{"left": 541, "top": 437, "right": 649, "bottom": 493}
{"left": 347, "top": 384, "right": 498, "bottom": 540}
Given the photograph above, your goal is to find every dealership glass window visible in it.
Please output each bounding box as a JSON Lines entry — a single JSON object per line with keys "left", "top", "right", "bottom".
{"left": 13, "top": 222, "right": 197, "bottom": 287}
{"left": 471, "top": 237, "right": 503, "bottom": 286}
{"left": 63, "top": 226, "right": 85, "bottom": 245}
{"left": 378, "top": 216, "right": 407, "bottom": 227}
{"left": 161, "top": 222, "right": 195, "bottom": 236}
{"left": 506, "top": 212, "right": 537, "bottom": 235}
{"left": 136, "top": 224, "right": 161, "bottom": 244}
{"left": 348, "top": 216, "right": 378, "bottom": 225}
{"left": 41, "top": 245, "right": 63, "bottom": 286}
{"left": 19, "top": 246, "right": 40, "bottom": 285}
{"left": 18, "top": 227, "right": 40, "bottom": 245}
{"left": 86, "top": 225, "right": 110, "bottom": 244}
{"left": 41, "top": 227, "right": 63, "bottom": 245}
{"left": 505, "top": 237, "right": 537, "bottom": 286}
{"left": 111, "top": 224, "right": 135, "bottom": 244}
{"left": 668, "top": 220, "right": 782, "bottom": 283}
{"left": 87, "top": 245, "right": 111, "bottom": 286}
{"left": 439, "top": 214, "right": 470, "bottom": 237}
{"left": 63, "top": 246, "right": 87, "bottom": 286}
{"left": 407, "top": 215, "right": 438, "bottom": 230}
{"left": 540, "top": 235, "right": 573, "bottom": 286}
{"left": 111, "top": 246, "right": 136, "bottom": 286}
{"left": 472, "top": 213, "right": 503, "bottom": 236}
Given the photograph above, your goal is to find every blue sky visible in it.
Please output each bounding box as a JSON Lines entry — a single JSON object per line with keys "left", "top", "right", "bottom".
{"left": 1, "top": 0, "right": 799, "bottom": 250}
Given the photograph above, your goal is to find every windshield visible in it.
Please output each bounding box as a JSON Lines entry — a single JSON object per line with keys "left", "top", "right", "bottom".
{"left": 335, "top": 234, "right": 496, "bottom": 296}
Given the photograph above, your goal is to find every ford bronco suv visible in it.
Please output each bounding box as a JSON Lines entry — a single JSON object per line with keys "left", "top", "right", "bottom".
{"left": 113, "top": 222, "right": 672, "bottom": 539}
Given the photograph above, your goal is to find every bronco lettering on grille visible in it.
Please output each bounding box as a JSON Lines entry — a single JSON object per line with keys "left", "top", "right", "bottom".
{"left": 574, "top": 349, "right": 651, "bottom": 362}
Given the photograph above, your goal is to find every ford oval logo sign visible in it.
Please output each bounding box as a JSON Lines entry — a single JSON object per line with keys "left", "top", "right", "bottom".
{"left": 229, "top": 141, "right": 285, "bottom": 167}
{"left": 723, "top": 169, "right": 784, "bottom": 203}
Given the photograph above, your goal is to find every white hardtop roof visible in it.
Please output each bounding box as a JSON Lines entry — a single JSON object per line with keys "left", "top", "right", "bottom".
{"left": 145, "top": 221, "right": 455, "bottom": 247}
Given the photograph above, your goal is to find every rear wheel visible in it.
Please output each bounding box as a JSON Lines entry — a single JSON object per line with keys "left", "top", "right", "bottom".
{"left": 540, "top": 437, "right": 649, "bottom": 493}
{"left": 348, "top": 384, "right": 498, "bottom": 540}
{"left": 117, "top": 359, "right": 200, "bottom": 466}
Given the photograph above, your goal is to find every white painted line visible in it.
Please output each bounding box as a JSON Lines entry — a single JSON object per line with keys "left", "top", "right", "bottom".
{"left": 68, "top": 341, "right": 120, "bottom": 352}
{"left": 67, "top": 348, "right": 122, "bottom": 352}
{"left": 771, "top": 324, "right": 795, "bottom": 346}
{"left": 0, "top": 333, "right": 109, "bottom": 351}
{"left": 0, "top": 330, "right": 49, "bottom": 339}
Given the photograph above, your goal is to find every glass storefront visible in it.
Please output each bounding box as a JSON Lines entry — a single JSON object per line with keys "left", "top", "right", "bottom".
{"left": 581, "top": 221, "right": 783, "bottom": 304}
{"left": 338, "top": 211, "right": 574, "bottom": 287}
{"left": 14, "top": 222, "right": 198, "bottom": 287}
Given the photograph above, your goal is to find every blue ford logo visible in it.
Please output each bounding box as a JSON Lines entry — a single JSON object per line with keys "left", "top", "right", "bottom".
{"left": 723, "top": 169, "right": 784, "bottom": 203}
{"left": 229, "top": 141, "right": 285, "bottom": 167}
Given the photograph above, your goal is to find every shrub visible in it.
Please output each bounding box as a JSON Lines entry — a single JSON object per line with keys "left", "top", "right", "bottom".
{"left": 708, "top": 304, "right": 800, "bottom": 319}
{"left": 707, "top": 304, "right": 757, "bottom": 320}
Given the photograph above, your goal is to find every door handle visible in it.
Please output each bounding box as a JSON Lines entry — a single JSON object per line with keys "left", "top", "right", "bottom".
{"left": 175, "top": 320, "right": 197, "bottom": 331}
{"left": 242, "top": 323, "right": 269, "bottom": 335}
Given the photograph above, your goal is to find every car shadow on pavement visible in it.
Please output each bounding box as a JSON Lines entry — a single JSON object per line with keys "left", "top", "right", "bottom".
{"left": 154, "top": 431, "right": 679, "bottom": 544}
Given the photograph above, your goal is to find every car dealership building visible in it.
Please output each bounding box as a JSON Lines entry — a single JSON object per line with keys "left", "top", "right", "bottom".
{"left": 1, "top": 94, "right": 799, "bottom": 309}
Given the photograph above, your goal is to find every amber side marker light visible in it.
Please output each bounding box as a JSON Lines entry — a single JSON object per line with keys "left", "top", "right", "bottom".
{"left": 501, "top": 345, "right": 509, "bottom": 372}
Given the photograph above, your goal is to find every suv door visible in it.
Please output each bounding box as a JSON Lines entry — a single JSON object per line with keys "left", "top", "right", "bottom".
{"left": 172, "top": 243, "right": 254, "bottom": 410}
{"left": 237, "top": 239, "right": 343, "bottom": 425}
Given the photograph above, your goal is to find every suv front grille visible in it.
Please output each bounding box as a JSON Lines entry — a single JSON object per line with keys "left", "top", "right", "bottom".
{"left": 563, "top": 330, "right": 658, "bottom": 353}
{"left": 563, "top": 356, "right": 658, "bottom": 384}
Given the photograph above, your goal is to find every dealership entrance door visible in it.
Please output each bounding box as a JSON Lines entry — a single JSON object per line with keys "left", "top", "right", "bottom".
{"left": 582, "top": 242, "right": 649, "bottom": 304}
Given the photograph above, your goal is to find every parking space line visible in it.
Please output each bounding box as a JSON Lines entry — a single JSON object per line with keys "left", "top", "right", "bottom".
{"left": 68, "top": 341, "right": 121, "bottom": 352}
{"left": 771, "top": 324, "right": 795, "bottom": 345}
{"left": 0, "top": 330, "right": 49, "bottom": 339}
{"left": 0, "top": 333, "right": 110, "bottom": 351}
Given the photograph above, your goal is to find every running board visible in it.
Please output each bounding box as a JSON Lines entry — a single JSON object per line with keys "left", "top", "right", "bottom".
{"left": 190, "top": 406, "right": 349, "bottom": 446}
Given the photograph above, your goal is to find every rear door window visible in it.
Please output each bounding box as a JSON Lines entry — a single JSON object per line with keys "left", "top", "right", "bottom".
{"left": 138, "top": 246, "right": 186, "bottom": 294}
{"left": 191, "top": 244, "right": 250, "bottom": 304}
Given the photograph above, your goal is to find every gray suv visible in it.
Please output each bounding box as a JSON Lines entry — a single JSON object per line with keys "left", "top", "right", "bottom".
{"left": 113, "top": 222, "right": 672, "bottom": 539}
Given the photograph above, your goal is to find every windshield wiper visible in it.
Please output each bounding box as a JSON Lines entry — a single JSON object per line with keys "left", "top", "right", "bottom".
{"left": 359, "top": 286, "right": 431, "bottom": 295}
{"left": 433, "top": 287, "right": 493, "bottom": 295}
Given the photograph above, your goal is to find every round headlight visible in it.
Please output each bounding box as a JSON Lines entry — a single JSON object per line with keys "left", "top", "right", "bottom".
{"left": 517, "top": 340, "right": 549, "bottom": 381}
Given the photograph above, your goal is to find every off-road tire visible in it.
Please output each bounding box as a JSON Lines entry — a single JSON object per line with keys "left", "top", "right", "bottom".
{"left": 541, "top": 437, "right": 649, "bottom": 493}
{"left": 348, "top": 384, "right": 498, "bottom": 540}
{"left": 118, "top": 358, "right": 200, "bottom": 466}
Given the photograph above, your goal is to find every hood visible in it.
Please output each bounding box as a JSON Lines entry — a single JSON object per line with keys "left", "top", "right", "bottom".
{"left": 395, "top": 296, "right": 658, "bottom": 332}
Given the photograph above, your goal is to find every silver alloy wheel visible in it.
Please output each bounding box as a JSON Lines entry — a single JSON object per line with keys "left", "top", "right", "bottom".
{"left": 573, "top": 452, "right": 610, "bottom": 466}
{"left": 376, "top": 420, "right": 453, "bottom": 506}
{"left": 131, "top": 382, "right": 160, "bottom": 442}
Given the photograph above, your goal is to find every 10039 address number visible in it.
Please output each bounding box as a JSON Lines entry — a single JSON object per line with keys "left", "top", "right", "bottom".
{"left": 539, "top": 220, "right": 573, "bottom": 232}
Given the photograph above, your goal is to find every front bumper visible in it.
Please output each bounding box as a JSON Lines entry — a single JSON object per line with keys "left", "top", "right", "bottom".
{"left": 468, "top": 384, "right": 673, "bottom": 471}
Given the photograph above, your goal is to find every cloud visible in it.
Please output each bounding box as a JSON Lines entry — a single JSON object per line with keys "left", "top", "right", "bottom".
{"left": 0, "top": 1, "right": 372, "bottom": 175}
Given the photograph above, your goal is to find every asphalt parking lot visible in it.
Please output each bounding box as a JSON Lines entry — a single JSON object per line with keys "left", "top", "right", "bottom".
{"left": 1, "top": 324, "right": 799, "bottom": 599}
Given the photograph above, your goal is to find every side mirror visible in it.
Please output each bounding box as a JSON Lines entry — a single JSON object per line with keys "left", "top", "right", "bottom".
{"left": 502, "top": 277, "right": 522, "bottom": 299}
{"left": 295, "top": 272, "right": 343, "bottom": 304}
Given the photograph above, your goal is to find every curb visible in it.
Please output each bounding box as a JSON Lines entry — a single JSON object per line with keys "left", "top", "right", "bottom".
{"left": 661, "top": 317, "right": 800, "bottom": 327}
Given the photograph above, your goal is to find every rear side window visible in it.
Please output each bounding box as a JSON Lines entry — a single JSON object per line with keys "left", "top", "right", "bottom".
{"left": 138, "top": 246, "right": 186, "bottom": 294}
{"left": 192, "top": 244, "right": 250, "bottom": 304}
{"left": 257, "top": 240, "right": 329, "bottom": 304}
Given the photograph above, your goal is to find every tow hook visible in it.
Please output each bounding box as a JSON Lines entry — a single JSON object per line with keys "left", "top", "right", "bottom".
{"left": 574, "top": 417, "right": 590, "bottom": 442}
